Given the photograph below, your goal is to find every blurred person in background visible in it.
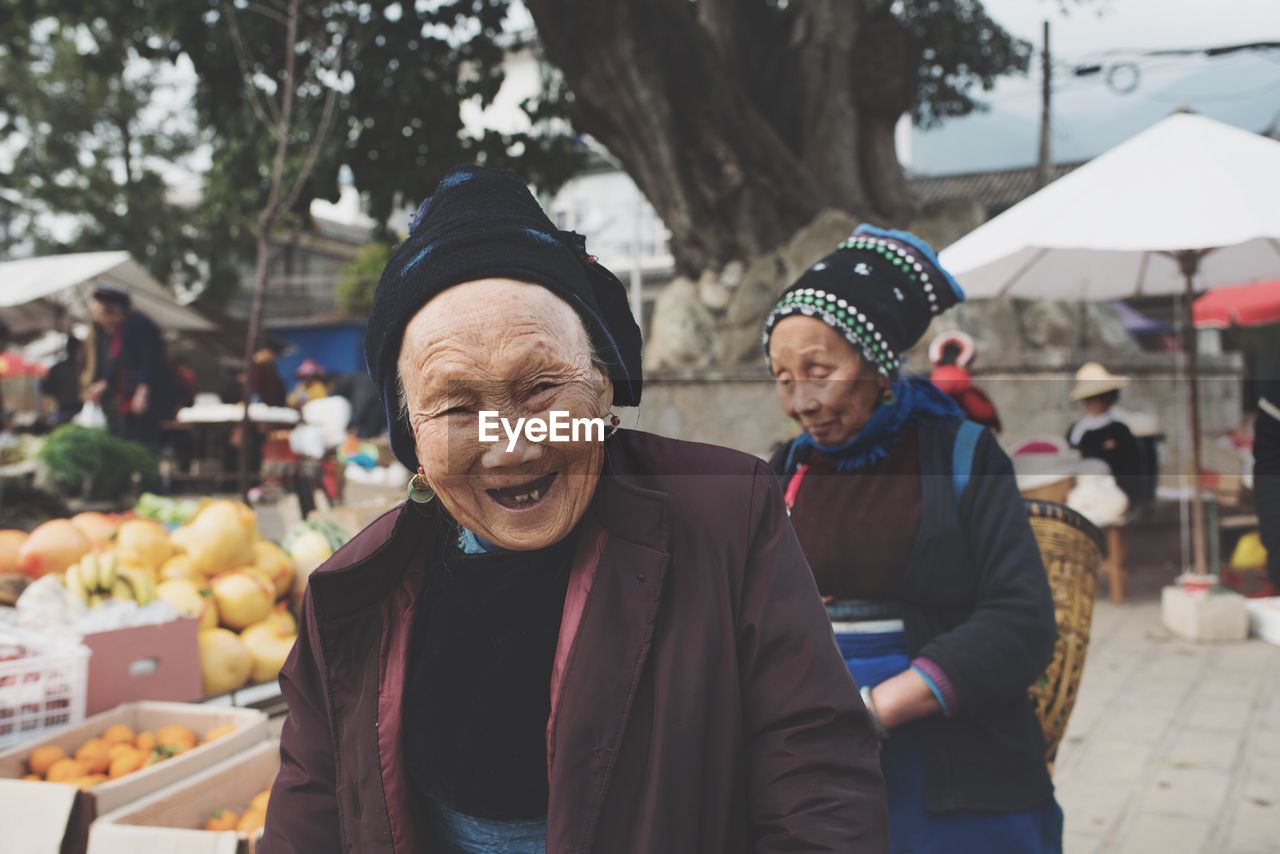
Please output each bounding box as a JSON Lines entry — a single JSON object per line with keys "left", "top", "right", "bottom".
{"left": 172, "top": 355, "right": 198, "bottom": 410}
{"left": 1256, "top": 364, "right": 1280, "bottom": 588}
{"left": 287, "top": 359, "right": 329, "bottom": 408}
{"left": 40, "top": 333, "right": 85, "bottom": 425}
{"left": 1066, "top": 362, "right": 1143, "bottom": 508}
{"left": 764, "top": 225, "right": 1060, "bottom": 853}
{"left": 330, "top": 370, "right": 386, "bottom": 439}
{"left": 928, "top": 330, "right": 1001, "bottom": 433}
{"left": 250, "top": 345, "right": 287, "bottom": 407}
{"left": 83, "top": 284, "right": 178, "bottom": 448}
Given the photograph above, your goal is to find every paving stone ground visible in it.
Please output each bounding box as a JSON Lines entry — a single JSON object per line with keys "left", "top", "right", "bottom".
{"left": 1053, "top": 594, "right": 1280, "bottom": 854}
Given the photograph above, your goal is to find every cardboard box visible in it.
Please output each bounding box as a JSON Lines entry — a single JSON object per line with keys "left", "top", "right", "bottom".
{"left": 0, "top": 701, "right": 268, "bottom": 854}
{"left": 81, "top": 618, "right": 203, "bottom": 715}
{"left": 89, "top": 740, "right": 280, "bottom": 854}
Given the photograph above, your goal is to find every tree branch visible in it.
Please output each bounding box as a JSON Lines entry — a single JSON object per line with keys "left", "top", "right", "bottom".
{"left": 223, "top": 0, "right": 282, "bottom": 130}
{"left": 258, "top": 0, "right": 299, "bottom": 232}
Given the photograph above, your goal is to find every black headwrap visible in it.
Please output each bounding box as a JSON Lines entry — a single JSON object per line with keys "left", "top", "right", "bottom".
{"left": 762, "top": 224, "right": 965, "bottom": 376}
{"left": 365, "top": 164, "right": 643, "bottom": 470}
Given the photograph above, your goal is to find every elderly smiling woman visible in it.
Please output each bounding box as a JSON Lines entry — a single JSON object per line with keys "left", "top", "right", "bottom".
{"left": 259, "top": 166, "right": 886, "bottom": 854}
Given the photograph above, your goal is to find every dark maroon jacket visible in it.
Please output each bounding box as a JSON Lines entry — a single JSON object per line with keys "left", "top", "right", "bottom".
{"left": 260, "top": 430, "right": 887, "bottom": 853}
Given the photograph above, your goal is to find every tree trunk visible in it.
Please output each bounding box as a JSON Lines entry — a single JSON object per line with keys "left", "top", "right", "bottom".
{"left": 790, "top": 0, "right": 869, "bottom": 213}
{"left": 850, "top": 12, "right": 920, "bottom": 223}
{"left": 526, "top": 0, "right": 825, "bottom": 276}
{"left": 237, "top": 230, "right": 273, "bottom": 497}
{"left": 857, "top": 110, "right": 916, "bottom": 223}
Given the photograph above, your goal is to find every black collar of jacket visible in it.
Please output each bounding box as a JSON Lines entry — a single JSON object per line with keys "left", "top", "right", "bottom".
{"left": 306, "top": 430, "right": 669, "bottom": 619}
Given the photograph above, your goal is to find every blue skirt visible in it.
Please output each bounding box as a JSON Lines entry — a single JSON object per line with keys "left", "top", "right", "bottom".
{"left": 837, "top": 627, "right": 1064, "bottom": 854}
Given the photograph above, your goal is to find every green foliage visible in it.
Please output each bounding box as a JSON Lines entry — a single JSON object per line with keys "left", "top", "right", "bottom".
{"left": 336, "top": 242, "right": 393, "bottom": 315}
{"left": 895, "top": 0, "right": 1032, "bottom": 129}
{"left": 0, "top": 5, "right": 209, "bottom": 290}
{"left": 37, "top": 424, "right": 159, "bottom": 501}
{"left": 1, "top": 0, "right": 582, "bottom": 305}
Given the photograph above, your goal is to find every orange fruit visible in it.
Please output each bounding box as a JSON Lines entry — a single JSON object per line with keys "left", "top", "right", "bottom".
{"left": 156, "top": 725, "right": 198, "bottom": 752}
{"left": 236, "top": 809, "right": 266, "bottom": 836}
{"left": 102, "top": 724, "right": 135, "bottom": 745}
{"left": 71, "top": 774, "right": 108, "bottom": 791}
{"left": 249, "top": 788, "right": 271, "bottom": 813}
{"left": 28, "top": 744, "right": 67, "bottom": 776}
{"left": 108, "top": 748, "right": 146, "bottom": 779}
{"left": 134, "top": 731, "right": 157, "bottom": 753}
{"left": 204, "top": 723, "right": 237, "bottom": 742}
{"left": 145, "top": 744, "right": 179, "bottom": 767}
{"left": 108, "top": 743, "right": 134, "bottom": 760}
{"left": 46, "top": 758, "right": 87, "bottom": 783}
{"left": 205, "top": 809, "right": 239, "bottom": 832}
{"left": 21, "top": 774, "right": 41, "bottom": 781}
{"left": 75, "top": 738, "right": 112, "bottom": 775}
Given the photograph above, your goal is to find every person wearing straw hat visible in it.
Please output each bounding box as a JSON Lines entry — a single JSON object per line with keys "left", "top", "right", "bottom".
{"left": 1066, "top": 362, "right": 1143, "bottom": 506}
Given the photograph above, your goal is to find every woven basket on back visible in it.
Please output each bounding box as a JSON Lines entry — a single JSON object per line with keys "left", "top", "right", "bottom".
{"left": 1024, "top": 499, "right": 1106, "bottom": 767}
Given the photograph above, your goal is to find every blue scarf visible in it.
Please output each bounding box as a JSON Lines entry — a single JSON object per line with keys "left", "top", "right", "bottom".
{"left": 784, "top": 374, "right": 963, "bottom": 473}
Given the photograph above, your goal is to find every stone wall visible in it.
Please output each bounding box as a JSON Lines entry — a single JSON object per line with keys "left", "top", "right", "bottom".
{"left": 625, "top": 352, "right": 1243, "bottom": 479}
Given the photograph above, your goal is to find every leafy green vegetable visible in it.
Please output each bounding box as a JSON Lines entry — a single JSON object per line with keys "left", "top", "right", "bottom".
{"left": 135, "top": 492, "right": 201, "bottom": 527}
{"left": 36, "top": 425, "right": 159, "bottom": 502}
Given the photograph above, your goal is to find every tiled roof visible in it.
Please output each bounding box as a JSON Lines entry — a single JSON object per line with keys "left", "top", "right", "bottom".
{"left": 908, "top": 161, "right": 1085, "bottom": 215}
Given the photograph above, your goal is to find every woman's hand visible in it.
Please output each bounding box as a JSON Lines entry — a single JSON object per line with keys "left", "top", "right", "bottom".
{"left": 131, "top": 384, "right": 149, "bottom": 415}
{"left": 84, "top": 379, "right": 106, "bottom": 404}
{"left": 869, "top": 668, "right": 941, "bottom": 731}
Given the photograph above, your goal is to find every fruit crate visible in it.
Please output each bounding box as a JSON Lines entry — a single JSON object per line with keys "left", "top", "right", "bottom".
{"left": 0, "top": 633, "right": 91, "bottom": 750}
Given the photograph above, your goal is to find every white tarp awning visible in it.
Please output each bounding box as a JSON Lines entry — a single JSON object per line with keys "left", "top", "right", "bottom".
{"left": 0, "top": 251, "right": 213, "bottom": 334}
{"left": 938, "top": 113, "right": 1280, "bottom": 300}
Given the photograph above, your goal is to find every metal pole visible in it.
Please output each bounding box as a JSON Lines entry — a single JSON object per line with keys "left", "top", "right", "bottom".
{"left": 631, "top": 192, "right": 644, "bottom": 338}
{"left": 1179, "top": 250, "right": 1208, "bottom": 575}
{"left": 1037, "top": 20, "right": 1053, "bottom": 190}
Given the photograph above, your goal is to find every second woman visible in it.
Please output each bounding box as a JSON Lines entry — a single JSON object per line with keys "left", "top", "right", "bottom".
{"left": 763, "top": 225, "right": 1062, "bottom": 853}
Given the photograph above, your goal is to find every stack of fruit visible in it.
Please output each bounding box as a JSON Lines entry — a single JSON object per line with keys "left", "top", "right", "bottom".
{"left": 0, "top": 500, "right": 348, "bottom": 698}
{"left": 204, "top": 786, "right": 273, "bottom": 838}
{"left": 21, "top": 721, "right": 238, "bottom": 791}
{"left": 64, "top": 552, "right": 156, "bottom": 608}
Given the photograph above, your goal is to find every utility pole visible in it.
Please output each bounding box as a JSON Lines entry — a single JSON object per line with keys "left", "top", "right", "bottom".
{"left": 1037, "top": 20, "right": 1053, "bottom": 189}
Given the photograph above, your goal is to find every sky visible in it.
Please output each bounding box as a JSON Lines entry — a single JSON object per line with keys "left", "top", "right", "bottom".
{"left": 909, "top": 0, "right": 1280, "bottom": 173}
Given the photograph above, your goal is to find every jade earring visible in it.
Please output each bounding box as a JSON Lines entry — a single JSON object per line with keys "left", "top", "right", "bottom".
{"left": 407, "top": 466, "right": 435, "bottom": 503}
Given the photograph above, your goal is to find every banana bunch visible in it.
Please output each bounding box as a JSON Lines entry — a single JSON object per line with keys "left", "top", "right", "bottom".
{"left": 65, "top": 553, "right": 156, "bottom": 607}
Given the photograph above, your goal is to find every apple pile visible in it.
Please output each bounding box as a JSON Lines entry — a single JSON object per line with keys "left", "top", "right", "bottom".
{"left": 0, "top": 500, "right": 304, "bottom": 697}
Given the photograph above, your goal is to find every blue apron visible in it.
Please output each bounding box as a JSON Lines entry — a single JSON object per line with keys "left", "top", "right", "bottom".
{"left": 836, "top": 620, "right": 1063, "bottom": 854}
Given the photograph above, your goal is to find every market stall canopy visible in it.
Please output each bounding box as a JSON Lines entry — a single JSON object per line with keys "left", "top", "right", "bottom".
{"left": 939, "top": 113, "right": 1280, "bottom": 300}
{"left": 1193, "top": 279, "right": 1280, "bottom": 328}
{"left": 0, "top": 251, "right": 213, "bottom": 336}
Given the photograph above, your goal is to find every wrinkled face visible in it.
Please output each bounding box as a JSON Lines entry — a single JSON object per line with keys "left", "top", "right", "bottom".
{"left": 398, "top": 279, "right": 613, "bottom": 550}
{"left": 768, "top": 315, "right": 888, "bottom": 446}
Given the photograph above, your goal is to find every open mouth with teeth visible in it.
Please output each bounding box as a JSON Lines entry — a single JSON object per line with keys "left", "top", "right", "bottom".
{"left": 485, "top": 472, "right": 558, "bottom": 510}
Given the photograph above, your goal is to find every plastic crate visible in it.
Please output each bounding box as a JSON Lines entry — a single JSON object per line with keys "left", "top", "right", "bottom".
{"left": 0, "top": 634, "right": 91, "bottom": 750}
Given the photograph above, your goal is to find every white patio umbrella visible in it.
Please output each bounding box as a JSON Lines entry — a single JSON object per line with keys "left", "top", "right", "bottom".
{"left": 939, "top": 112, "right": 1280, "bottom": 574}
